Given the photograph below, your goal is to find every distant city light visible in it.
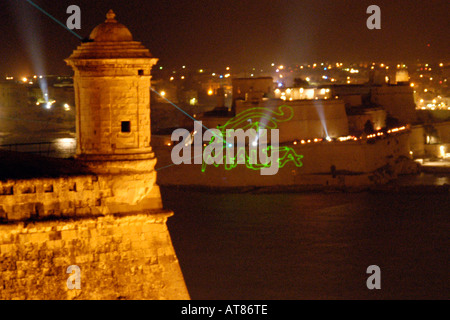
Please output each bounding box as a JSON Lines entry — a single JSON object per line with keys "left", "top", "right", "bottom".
{"left": 440, "top": 145, "right": 446, "bottom": 158}
{"left": 160, "top": 91, "right": 166, "bottom": 97}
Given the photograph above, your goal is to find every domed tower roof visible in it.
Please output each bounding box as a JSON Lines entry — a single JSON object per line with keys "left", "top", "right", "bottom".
{"left": 66, "top": 10, "right": 155, "bottom": 61}
{"left": 89, "top": 10, "right": 133, "bottom": 42}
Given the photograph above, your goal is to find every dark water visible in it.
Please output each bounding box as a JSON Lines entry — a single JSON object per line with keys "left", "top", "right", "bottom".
{"left": 0, "top": 133, "right": 76, "bottom": 158}
{"left": 162, "top": 188, "right": 449, "bottom": 300}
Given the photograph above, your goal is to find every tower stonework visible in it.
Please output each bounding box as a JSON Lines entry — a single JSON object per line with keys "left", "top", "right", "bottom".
{"left": 0, "top": 11, "right": 189, "bottom": 300}
{"left": 65, "top": 10, "right": 161, "bottom": 213}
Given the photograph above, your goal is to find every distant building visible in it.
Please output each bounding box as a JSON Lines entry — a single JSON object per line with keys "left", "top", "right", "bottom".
{"left": 232, "top": 77, "right": 274, "bottom": 112}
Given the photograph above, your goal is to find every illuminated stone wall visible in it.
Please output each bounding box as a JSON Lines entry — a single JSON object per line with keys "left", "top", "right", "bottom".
{"left": 370, "top": 86, "right": 417, "bottom": 125}
{"left": 0, "top": 173, "right": 162, "bottom": 221}
{"left": 347, "top": 108, "right": 386, "bottom": 133}
{"left": 409, "top": 125, "right": 426, "bottom": 157}
{"left": 0, "top": 213, "right": 189, "bottom": 300}
{"left": 154, "top": 132, "right": 414, "bottom": 187}
{"left": 235, "top": 99, "right": 349, "bottom": 141}
{"left": 433, "top": 121, "right": 450, "bottom": 143}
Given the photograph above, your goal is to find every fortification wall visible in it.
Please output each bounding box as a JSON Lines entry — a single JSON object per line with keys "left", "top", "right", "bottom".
{"left": 370, "top": 86, "right": 416, "bottom": 124}
{"left": 154, "top": 132, "right": 415, "bottom": 187}
{"left": 0, "top": 172, "right": 162, "bottom": 221}
{"left": 0, "top": 212, "right": 189, "bottom": 300}
{"left": 434, "top": 121, "right": 450, "bottom": 143}
{"left": 409, "top": 125, "right": 426, "bottom": 157}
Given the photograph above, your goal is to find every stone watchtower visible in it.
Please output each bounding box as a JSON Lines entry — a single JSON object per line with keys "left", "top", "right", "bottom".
{"left": 66, "top": 10, "right": 162, "bottom": 213}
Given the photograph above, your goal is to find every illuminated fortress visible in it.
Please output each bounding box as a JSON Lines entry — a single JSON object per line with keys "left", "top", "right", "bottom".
{"left": 0, "top": 11, "right": 189, "bottom": 300}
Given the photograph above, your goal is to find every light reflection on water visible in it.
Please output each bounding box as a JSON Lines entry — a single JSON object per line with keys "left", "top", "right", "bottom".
{"left": 53, "top": 138, "right": 76, "bottom": 158}
{"left": 0, "top": 134, "right": 76, "bottom": 158}
{"left": 396, "top": 173, "right": 450, "bottom": 186}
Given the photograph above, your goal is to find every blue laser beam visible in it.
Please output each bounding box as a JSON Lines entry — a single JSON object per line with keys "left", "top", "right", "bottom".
{"left": 24, "top": 0, "right": 84, "bottom": 40}
{"left": 150, "top": 87, "right": 210, "bottom": 132}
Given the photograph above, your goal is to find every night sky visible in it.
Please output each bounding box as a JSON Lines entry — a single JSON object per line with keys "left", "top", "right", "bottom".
{"left": 0, "top": 0, "right": 448, "bottom": 76}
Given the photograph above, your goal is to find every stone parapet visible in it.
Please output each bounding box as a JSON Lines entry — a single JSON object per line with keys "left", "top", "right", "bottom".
{"left": 0, "top": 171, "right": 162, "bottom": 222}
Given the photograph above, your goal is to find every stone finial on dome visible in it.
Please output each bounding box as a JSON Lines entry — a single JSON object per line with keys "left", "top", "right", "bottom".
{"left": 106, "top": 9, "right": 116, "bottom": 22}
